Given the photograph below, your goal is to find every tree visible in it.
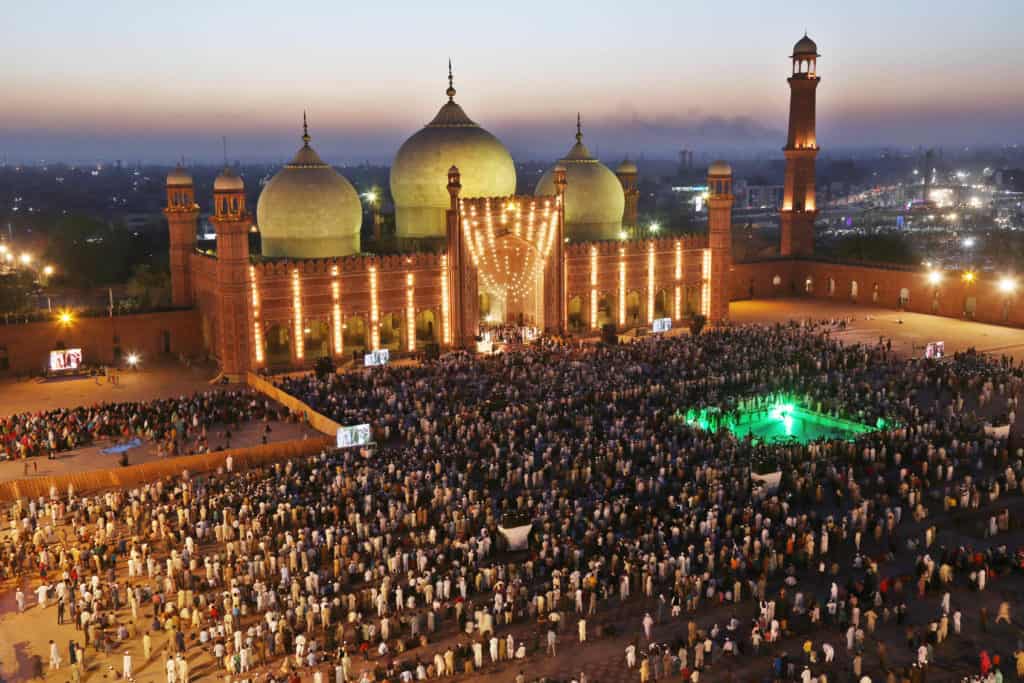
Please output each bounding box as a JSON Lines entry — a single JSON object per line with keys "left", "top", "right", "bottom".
{"left": 125, "top": 264, "right": 171, "bottom": 309}
{"left": 689, "top": 314, "right": 707, "bottom": 337}
{"left": 0, "top": 271, "right": 35, "bottom": 314}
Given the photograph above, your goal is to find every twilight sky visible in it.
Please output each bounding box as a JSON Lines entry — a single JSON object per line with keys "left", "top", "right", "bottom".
{"left": 1, "top": 0, "right": 1021, "bottom": 164}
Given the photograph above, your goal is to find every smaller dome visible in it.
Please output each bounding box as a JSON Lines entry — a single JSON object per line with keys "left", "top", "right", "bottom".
{"left": 167, "top": 165, "right": 193, "bottom": 187}
{"left": 708, "top": 160, "right": 732, "bottom": 176}
{"left": 617, "top": 159, "right": 638, "bottom": 175}
{"left": 214, "top": 167, "right": 244, "bottom": 192}
{"left": 792, "top": 34, "right": 818, "bottom": 57}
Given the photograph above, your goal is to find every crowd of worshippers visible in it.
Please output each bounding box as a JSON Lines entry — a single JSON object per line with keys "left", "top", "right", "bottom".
{"left": 4, "top": 323, "right": 1024, "bottom": 682}
{"left": 0, "top": 388, "right": 291, "bottom": 461}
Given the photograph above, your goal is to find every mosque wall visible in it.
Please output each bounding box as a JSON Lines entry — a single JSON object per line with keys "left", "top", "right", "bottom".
{"left": 731, "top": 260, "right": 1024, "bottom": 327}
{"left": 564, "top": 236, "right": 712, "bottom": 331}
{"left": 249, "top": 252, "right": 447, "bottom": 369}
{"left": 0, "top": 309, "right": 203, "bottom": 376}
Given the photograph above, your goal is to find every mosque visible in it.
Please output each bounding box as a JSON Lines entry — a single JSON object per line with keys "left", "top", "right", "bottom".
{"left": 162, "top": 39, "right": 811, "bottom": 377}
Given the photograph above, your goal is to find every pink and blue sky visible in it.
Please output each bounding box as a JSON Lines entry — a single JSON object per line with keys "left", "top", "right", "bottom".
{"left": 1, "top": 0, "right": 1020, "bottom": 163}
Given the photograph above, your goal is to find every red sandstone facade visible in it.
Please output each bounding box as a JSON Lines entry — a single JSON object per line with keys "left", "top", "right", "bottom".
{"left": 175, "top": 164, "right": 730, "bottom": 374}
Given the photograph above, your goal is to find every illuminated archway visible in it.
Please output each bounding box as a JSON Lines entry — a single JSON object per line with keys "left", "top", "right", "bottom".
{"left": 850, "top": 280, "right": 858, "bottom": 300}
{"left": 303, "top": 319, "right": 331, "bottom": 360}
{"left": 415, "top": 309, "right": 438, "bottom": 343}
{"left": 343, "top": 316, "right": 368, "bottom": 354}
{"left": 625, "top": 290, "right": 642, "bottom": 327}
{"left": 264, "top": 323, "right": 292, "bottom": 366}
{"left": 568, "top": 296, "right": 584, "bottom": 332}
{"left": 654, "top": 289, "right": 670, "bottom": 319}
{"left": 596, "top": 292, "right": 615, "bottom": 328}
{"left": 379, "top": 312, "right": 402, "bottom": 351}
{"left": 898, "top": 288, "right": 910, "bottom": 307}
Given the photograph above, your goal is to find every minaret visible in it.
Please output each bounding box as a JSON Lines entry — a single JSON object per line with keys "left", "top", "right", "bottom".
{"left": 163, "top": 164, "right": 198, "bottom": 307}
{"left": 779, "top": 34, "right": 820, "bottom": 257}
{"left": 707, "top": 161, "right": 734, "bottom": 324}
{"left": 445, "top": 165, "right": 477, "bottom": 349}
{"left": 616, "top": 158, "right": 639, "bottom": 234}
{"left": 211, "top": 166, "right": 252, "bottom": 378}
{"left": 544, "top": 164, "right": 568, "bottom": 334}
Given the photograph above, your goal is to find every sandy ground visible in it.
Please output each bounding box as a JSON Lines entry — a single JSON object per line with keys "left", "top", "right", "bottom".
{"left": 730, "top": 298, "right": 1024, "bottom": 360}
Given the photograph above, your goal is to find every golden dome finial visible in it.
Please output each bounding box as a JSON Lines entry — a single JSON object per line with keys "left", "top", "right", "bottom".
{"left": 576, "top": 112, "right": 583, "bottom": 144}
{"left": 446, "top": 58, "right": 456, "bottom": 101}
{"left": 302, "top": 111, "right": 311, "bottom": 146}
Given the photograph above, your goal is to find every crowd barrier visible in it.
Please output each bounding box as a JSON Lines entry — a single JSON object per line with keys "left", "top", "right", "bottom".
{"left": 246, "top": 372, "right": 343, "bottom": 437}
{"left": 0, "top": 436, "right": 331, "bottom": 503}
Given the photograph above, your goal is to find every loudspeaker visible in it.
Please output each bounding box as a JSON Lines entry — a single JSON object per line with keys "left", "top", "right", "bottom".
{"left": 601, "top": 323, "right": 618, "bottom": 345}
{"left": 424, "top": 342, "right": 440, "bottom": 360}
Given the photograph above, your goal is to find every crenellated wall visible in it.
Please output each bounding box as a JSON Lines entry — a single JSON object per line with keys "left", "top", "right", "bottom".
{"left": 565, "top": 236, "right": 711, "bottom": 331}
{"left": 732, "top": 259, "right": 1024, "bottom": 327}
{"left": 0, "top": 309, "right": 203, "bottom": 375}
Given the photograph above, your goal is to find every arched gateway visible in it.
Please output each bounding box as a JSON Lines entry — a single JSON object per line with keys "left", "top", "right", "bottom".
{"left": 444, "top": 166, "right": 568, "bottom": 346}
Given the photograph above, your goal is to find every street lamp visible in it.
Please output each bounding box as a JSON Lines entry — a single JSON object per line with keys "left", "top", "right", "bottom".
{"left": 43, "top": 265, "right": 54, "bottom": 277}
{"left": 927, "top": 271, "right": 942, "bottom": 286}
{"left": 58, "top": 311, "right": 74, "bottom": 326}
{"left": 999, "top": 277, "right": 1016, "bottom": 294}
{"left": 618, "top": 230, "right": 628, "bottom": 240}
{"left": 649, "top": 222, "right": 661, "bottom": 234}
{"left": 126, "top": 353, "right": 140, "bottom": 368}
{"left": 962, "top": 271, "right": 975, "bottom": 283}
{"left": 19, "top": 253, "right": 32, "bottom": 265}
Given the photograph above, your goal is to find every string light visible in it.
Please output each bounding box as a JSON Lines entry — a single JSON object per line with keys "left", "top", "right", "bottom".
{"left": 292, "top": 268, "right": 304, "bottom": 360}
{"left": 369, "top": 265, "right": 380, "bottom": 350}
{"left": 461, "top": 197, "right": 559, "bottom": 322}
{"left": 590, "top": 246, "right": 598, "bottom": 329}
{"left": 618, "top": 248, "right": 626, "bottom": 326}
{"left": 406, "top": 272, "right": 415, "bottom": 352}
{"left": 331, "top": 264, "right": 343, "bottom": 356}
{"left": 701, "top": 248, "right": 711, "bottom": 318}
{"left": 647, "top": 243, "right": 655, "bottom": 324}
{"left": 441, "top": 254, "right": 451, "bottom": 344}
{"left": 250, "top": 265, "right": 263, "bottom": 364}
{"left": 674, "top": 241, "right": 683, "bottom": 320}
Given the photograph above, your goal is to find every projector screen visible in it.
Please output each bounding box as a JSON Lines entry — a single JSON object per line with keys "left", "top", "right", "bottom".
{"left": 337, "top": 423, "right": 372, "bottom": 449}
{"left": 364, "top": 349, "right": 390, "bottom": 367}
{"left": 49, "top": 348, "right": 82, "bottom": 371}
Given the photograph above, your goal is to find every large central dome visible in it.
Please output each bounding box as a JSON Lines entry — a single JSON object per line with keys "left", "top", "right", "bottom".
{"left": 257, "top": 118, "right": 362, "bottom": 259}
{"left": 536, "top": 116, "right": 624, "bottom": 242}
{"left": 390, "top": 67, "right": 516, "bottom": 240}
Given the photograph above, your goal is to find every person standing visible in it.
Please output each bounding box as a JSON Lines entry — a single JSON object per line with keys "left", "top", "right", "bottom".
{"left": 122, "top": 651, "right": 132, "bottom": 680}
{"left": 49, "top": 639, "right": 61, "bottom": 670}
{"left": 15, "top": 587, "right": 25, "bottom": 612}
{"left": 547, "top": 628, "right": 557, "bottom": 657}
{"left": 643, "top": 613, "right": 655, "bottom": 641}
{"left": 578, "top": 618, "right": 587, "bottom": 642}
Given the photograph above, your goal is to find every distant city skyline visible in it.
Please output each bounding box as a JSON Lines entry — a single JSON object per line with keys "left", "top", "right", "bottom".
{"left": 1, "top": 0, "right": 1021, "bottom": 164}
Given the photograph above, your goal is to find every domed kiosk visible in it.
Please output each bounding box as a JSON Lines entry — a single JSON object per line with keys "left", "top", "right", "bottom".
{"left": 390, "top": 64, "right": 516, "bottom": 241}
{"left": 536, "top": 115, "right": 624, "bottom": 242}
{"left": 256, "top": 116, "right": 362, "bottom": 259}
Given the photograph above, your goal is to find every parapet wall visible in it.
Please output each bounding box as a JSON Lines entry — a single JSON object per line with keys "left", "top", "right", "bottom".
{"left": 0, "top": 436, "right": 330, "bottom": 502}
{"left": 0, "top": 309, "right": 204, "bottom": 376}
{"left": 732, "top": 259, "right": 1024, "bottom": 327}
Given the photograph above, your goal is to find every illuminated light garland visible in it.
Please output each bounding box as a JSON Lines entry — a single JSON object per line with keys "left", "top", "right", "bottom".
{"left": 291, "top": 268, "right": 304, "bottom": 360}
{"left": 331, "top": 264, "right": 342, "bottom": 356}
{"left": 250, "top": 265, "right": 263, "bottom": 364}
{"left": 647, "top": 243, "right": 655, "bottom": 324}
{"left": 618, "top": 248, "right": 626, "bottom": 326}
{"left": 674, "top": 240, "right": 683, "bottom": 320}
{"left": 590, "top": 246, "right": 598, "bottom": 329}
{"left": 441, "top": 254, "right": 451, "bottom": 344}
{"left": 369, "top": 266, "right": 380, "bottom": 350}
{"left": 406, "top": 272, "right": 415, "bottom": 352}
{"left": 462, "top": 197, "right": 559, "bottom": 320}
{"left": 701, "top": 248, "right": 711, "bottom": 318}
